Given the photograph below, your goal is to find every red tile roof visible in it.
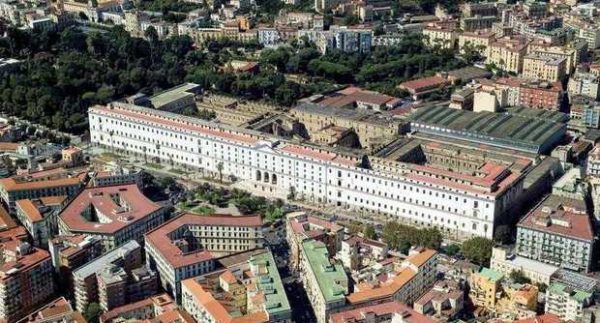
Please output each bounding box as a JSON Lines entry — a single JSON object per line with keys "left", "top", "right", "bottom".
{"left": 145, "top": 213, "right": 262, "bottom": 268}
{"left": 59, "top": 184, "right": 162, "bottom": 234}
{"left": 516, "top": 313, "right": 562, "bottom": 323}
{"left": 330, "top": 301, "right": 435, "bottom": 323}
{"left": 518, "top": 195, "right": 594, "bottom": 241}
{"left": 398, "top": 76, "right": 450, "bottom": 92}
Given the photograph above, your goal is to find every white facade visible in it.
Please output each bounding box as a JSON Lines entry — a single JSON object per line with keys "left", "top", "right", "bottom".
{"left": 568, "top": 72, "right": 600, "bottom": 100}
{"left": 89, "top": 102, "right": 524, "bottom": 239}
{"left": 258, "top": 27, "right": 279, "bottom": 47}
{"left": 490, "top": 247, "right": 558, "bottom": 285}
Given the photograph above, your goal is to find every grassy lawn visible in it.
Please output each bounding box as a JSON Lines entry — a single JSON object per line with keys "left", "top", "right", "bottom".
{"left": 145, "top": 162, "right": 164, "bottom": 169}
{"left": 169, "top": 168, "right": 187, "bottom": 175}
{"left": 190, "top": 205, "right": 215, "bottom": 215}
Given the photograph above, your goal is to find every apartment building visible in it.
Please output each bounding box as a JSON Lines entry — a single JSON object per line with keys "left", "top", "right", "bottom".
{"left": 90, "top": 102, "right": 524, "bottom": 239}
{"left": 338, "top": 234, "right": 388, "bottom": 270}
{"left": 516, "top": 195, "right": 595, "bottom": 272}
{"left": 486, "top": 36, "right": 531, "bottom": 73}
{"left": 518, "top": 80, "right": 564, "bottom": 110}
{"left": 48, "top": 234, "right": 103, "bottom": 293}
{"left": 144, "top": 213, "right": 263, "bottom": 302}
{"left": 97, "top": 264, "right": 158, "bottom": 311}
{"left": 300, "top": 239, "right": 348, "bottom": 323}
{"left": 527, "top": 40, "right": 587, "bottom": 73}
{"left": 568, "top": 72, "right": 600, "bottom": 100}
{"left": 72, "top": 240, "right": 142, "bottom": 312}
{"left": 346, "top": 248, "right": 438, "bottom": 307}
{"left": 458, "top": 30, "right": 496, "bottom": 55}
{"left": 181, "top": 250, "right": 291, "bottom": 323}
{"left": 469, "top": 268, "right": 504, "bottom": 308}
{"left": 490, "top": 246, "right": 558, "bottom": 285}
{"left": 15, "top": 196, "right": 66, "bottom": 247}
{"left": 414, "top": 281, "right": 464, "bottom": 321}
{"left": 62, "top": 146, "right": 84, "bottom": 167}
{"left": 0, "top": 175, "right": 83, "bottom": 213}
{"left": 90, "top": 165, "right": 144, "bottom": 187}
{"left": 522, "top": 55, "right": 566, "bottom": 82}
{"left": 286, "top": 212, "right": 343, "bottom": 271}
{"left": 461, "top": 15, "right": 497, "bottom": 31}
{"left": 423, "top": 23, "right": 458, "bottom": 49}
{"left": 58, "top": 184, "right": 167, "bottom": 252}
{"left": 19, "top": 297, "right": 86, "bottom": 322}
{"left": 0, "top": 237, "right": 54, "bottom": 322}
{"left": 100, "top": 293, "right": 193, "bottom": 323}
{"left": 546, "top": 282, "right": 594, "bottom": 322}
{"left": 463, "top": 2, "right": 498, "bottom": 17}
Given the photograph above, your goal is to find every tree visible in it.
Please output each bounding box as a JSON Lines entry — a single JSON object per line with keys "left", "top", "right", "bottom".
{"left": 216, "top": 162, "right": 223, "bottom": 182}
{"left": 462, "top": 237, "right": 495, "bottom": 266}
{"left": 363, "top": 224, "right": 377, "bottom": 240}
{"left": 510, "top": 270, "right": 531, "bottom": 284}
{"left": 84, "top": 302, "right": 102, "bottom": 323}
{"left": 443, "top": 244, "right": 461, "bottom": 256}
{"left": 494, "top": 225, "right": 513, "bottom": 245}
{"left": 287, "top": 186, "right": 296, "bottom": 200}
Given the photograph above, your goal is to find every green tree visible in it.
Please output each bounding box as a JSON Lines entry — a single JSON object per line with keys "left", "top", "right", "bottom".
{"left": 216, "top": 162, "right": 224, "bottom": 182}
{"left": 84, "top": 302, "right": 102, "bottom": 323}
{"left": 462, "top": 237, "right": 495, "bottom": 266}
{"left": 510, "top": 270, "right": 531, "bottom": 284}
{"left": 443, "top": 243, "right": 461, "bottom": 256}
{"left": 363, "top": 224, "right": 377, "bottom": 240}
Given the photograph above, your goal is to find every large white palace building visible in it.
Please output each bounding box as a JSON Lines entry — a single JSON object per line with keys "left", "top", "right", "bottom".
{"left": 89, "top": 102, "right": 525, "bottom": 239}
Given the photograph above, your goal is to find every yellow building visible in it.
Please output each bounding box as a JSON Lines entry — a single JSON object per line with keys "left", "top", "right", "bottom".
{"left": 458, "top": 30, "right": 496, "bottom": 55}
{"left": 61, "top": 146, "right": 84, "bottom": 167}
{"left": 522, "top": 55, "right": 567, "bottom": 82}
{"left": 486, "top": 36, "right": 531, "bottom": 73}
{"left": 528, "top": 40, "right": 587, "bottom": 73}
{"left": 423, "top": 24, "right": 459, "bottom": 49}
{"left": 469, "top": 268, "right": 503, "bottom": 309}
{"left": 496, "top": 283, "right": 539, "bottom": 320}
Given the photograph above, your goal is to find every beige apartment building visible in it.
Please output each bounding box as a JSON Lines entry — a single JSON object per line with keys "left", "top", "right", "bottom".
{"left": 486, "top": 36, "right": 531, "bottom": 73}
{"left": 144, "top": 213, "right": 264, "bottom": 303}
{"left": 458, "top": 30, "right": 496, "bottom": 55}
{"left": 0, "top": 175, "right": 84, "bottom": 213}
{"left": 522, "top": 55, "right": 567, "bottom": 82}
{"left": 528, "top": 40, "right": 588, "bottom": 74}
{"left": 423, "top": 24, "right": 459, "bottom": 49}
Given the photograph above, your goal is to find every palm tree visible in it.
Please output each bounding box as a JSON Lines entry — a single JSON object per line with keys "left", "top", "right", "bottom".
{"left": 217, "top": 162, "right": 223, "bottom": 183}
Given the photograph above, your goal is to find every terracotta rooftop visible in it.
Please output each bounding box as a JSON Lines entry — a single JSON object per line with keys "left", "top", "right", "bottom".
{"left": 18, "top": 297, "right": 86, "bottom": 323}
{"left": 0, "top": 176, "right": 82, "bottom": 192}
{"left": 515, "top": 313, "right": 562, "bottom": 323}
{"left": 100, "top": 293, "right": 188, "bottom": 323}
{"left": 59, "top": 184, "right": 162, "bottom": 234}
{"left": 330, "top": 301, "right": 434, "bottom": 323}
{"left": 518, "top": 195, "right": 594, "bottom": 241}
{"left": 398, "top": 76, "right": 450, "bottom": 92}
{"left": 0, "top": 205, "right": 16, "bottom": 230}
{"left": 346, "top": 249, "right": 436, "bottom": 305}
{"left": 144, "top": 213, "right": 262, "bottom": 268}
{"left": 316, "top": 87, "right": 399, "bottom": 108}
{"left": 15, "top": 196, "right": 66, "bottom": 223}
{"left": 0, "top": 238, "right": 50, "bottom": 279}
{"left": 90, "top": 103, "right": 259, "bottom": 146}
{"left": 0, "top": 142, "right": 18, "bottom": 152}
